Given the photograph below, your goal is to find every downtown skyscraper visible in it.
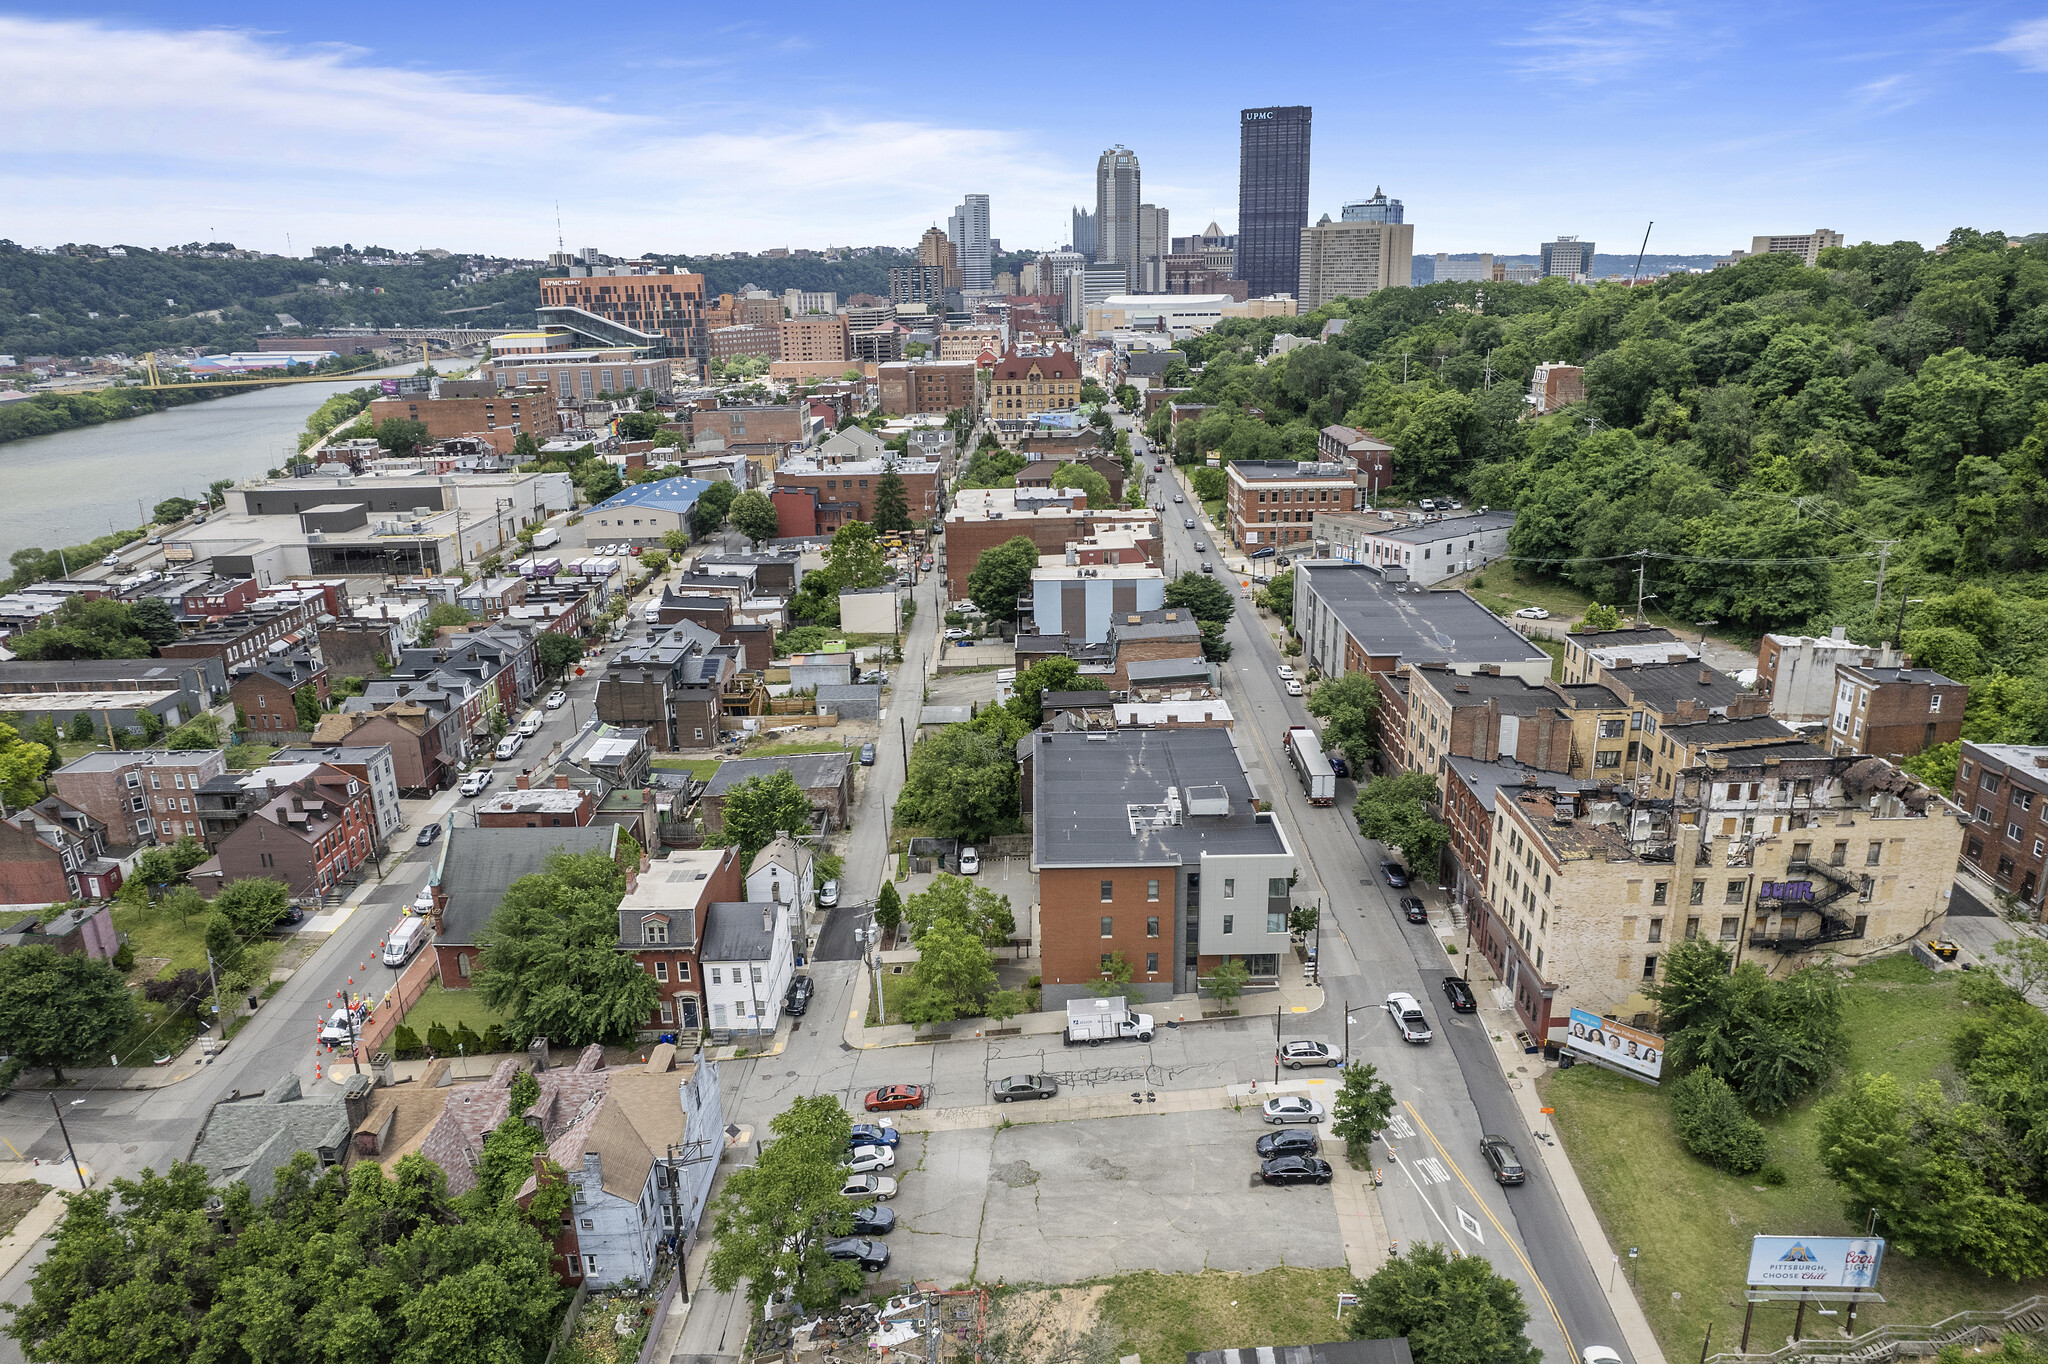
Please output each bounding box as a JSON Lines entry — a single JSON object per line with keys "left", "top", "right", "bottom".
{"left": 1235, "top": 106, "right": 1312, "bottom": 300}
{"left": 1095, "top": 145, "right": 1142, "bottom": 291}
{"left": 949, "top": 193, "right": 992, "bottom": 292}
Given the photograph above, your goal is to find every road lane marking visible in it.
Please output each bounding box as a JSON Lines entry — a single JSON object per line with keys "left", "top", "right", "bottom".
{"left": 1405, "top": 1101, "right": 1575, "bottom": 1358}
{"left": 1389, "top": 1149, "right": 1466, "bottom": 1254}
{"left": 1458, "top": 1207, "right": 1484, "bottom": 1241}
{"left": 1414, "top": 1156, "right": 1451, "bottom": 1185}
{"left": 1385, "top": 1112, "right": 1416, "bottom": 1139}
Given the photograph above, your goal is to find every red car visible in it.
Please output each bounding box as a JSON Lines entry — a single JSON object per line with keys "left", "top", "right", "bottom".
{"left": 863, "top": 1084, "right": 928, "bottom": 1113}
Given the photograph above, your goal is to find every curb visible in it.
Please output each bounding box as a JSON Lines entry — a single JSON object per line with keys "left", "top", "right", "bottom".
{"left": 0, "top": 1190, "right": 68, "bottom": 1281}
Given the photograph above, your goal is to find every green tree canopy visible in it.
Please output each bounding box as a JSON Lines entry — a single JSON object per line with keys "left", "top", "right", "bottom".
{"left": 819, "top": 521, "right": 886, "bottom": 592}
{"left": 871, "top": 471, "right": 912, "bottom": 532}
{"left": 536, "top": 630, "right": 582, "bottom": 680}
{"left": 729, "top": 489, "right": 780, "bottom": 543}
{"left": 692, "top": 478, "right": 739, "bottom": 536}
{"left": 0, "top": 944, "right": 139, "bottom": 1080}
{"left": 966, "top": 535, "right": 1040, "bottom": 618}
{"left": 719, "top": 769, "right": 816, "bottom": 858}
{"left": 1005, "top": 655, "right": 1105, "bottom": 726}
{"left": 1306, "top": 673, "right": 1379, "bottom": 763}
{"left": 894, "top": 709, "right": 1027, "bottom": 841}
{"left": 213, "top": 877, "right": 292, "bottom": 937}
{"left": 475, "top": 847, "right": 655, "bottom": 1045}
{"left": 707, "top": 1095, "right": 862, "bottom": 1311}
{"left": 1050, "top": 462, "right": 1112, "bottom": 509}
{"left": 372, "top": 416, "right": 430, "bottom": 456}
{"left": 902, "top": 872, "right": 1016, "bottom": 947}
{"left": 1353, "top": 771, "right": 1450, "bottom": 878}
{"left": 1349, "top": 1242, "right": 1541, "bottom": 1364}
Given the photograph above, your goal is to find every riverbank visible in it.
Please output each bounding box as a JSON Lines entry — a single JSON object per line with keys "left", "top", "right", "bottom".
{"left": 0, "top": 354, "right": 393, "bottom": 446}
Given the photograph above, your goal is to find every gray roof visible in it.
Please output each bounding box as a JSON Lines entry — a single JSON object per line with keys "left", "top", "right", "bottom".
{"left": 700, "top": 902, "right": 778, "bottom": 963}
{"left": 189, "top": 1076, "right": 353, "bottom": 1204}
{"left": 55, "top": 749, "right": 225, "bottom": 773}
{"left": 1042, "top": 690, "right": 1114, "bottom": 709}
{"left": 1190, "top": 1341, "right": 1412, "bottom": 1364}
{"left": 1125, "top": 658, "right": 1211, "bottom": 683}
{"left": 1839, "top": 664, "right": 1962, "bottom": 687}
{"left": 1407, "top": 668, "right": 1566, "bottom": 714}
{"left": 1444, "top": 753, "right": 1595, "bottom": 811}
{"left": 436, "top": 825, "right": 621, "bottom": 946}
{"left": 1663, "top": 715, "right": 1801, "bottom": 747}
{"left": 1568, "top": 625, "right": 1679, "bottom": 649}
{"left": 1602, "top": 660, "right": 1752, "bottom": 712}
{"left": 1298, "top": 563, "right": 1549, "bottom": 669}
{"left": 920, "top": 705, "right": 973, "bottom": 725}
{"left": 1111, "top": 614, "right": 1203, "bottom": 643}
{"left": 1346, "top": 509, "right": 1516, "bottom": 544}
{"left": 703, "top": 752, "right": 850, "bottom": 796}
{"left": 1033, "top": 727, "right": 1287, "bottom": 867}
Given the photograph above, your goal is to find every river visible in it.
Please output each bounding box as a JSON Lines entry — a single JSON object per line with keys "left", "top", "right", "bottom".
{"left": 0, "top": 357, "right": 446, "bottom": 560}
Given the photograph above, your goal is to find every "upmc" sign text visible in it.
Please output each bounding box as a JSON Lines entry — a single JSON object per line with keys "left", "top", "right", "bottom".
{"left": 1244, "top": 111, "right": 1273, "bottom": 121}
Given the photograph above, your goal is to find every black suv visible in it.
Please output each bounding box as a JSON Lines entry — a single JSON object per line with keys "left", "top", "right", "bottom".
{"left": 1479, "top": 1134, "right": 1526, "bottom": 1185}
{"left": 1442, "top": 976, "right": 1477, "bottom": 1013}
{"left": 1398, "top": 896, "right": 1427, "bottom": 923}
{"left": 784, "top": 976, "right": 815, "bottom": 1016}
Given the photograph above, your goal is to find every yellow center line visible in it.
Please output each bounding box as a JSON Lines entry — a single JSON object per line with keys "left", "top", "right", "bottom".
{"left": 1405, "top": 1100, "right": 1577, "bottom": 1359}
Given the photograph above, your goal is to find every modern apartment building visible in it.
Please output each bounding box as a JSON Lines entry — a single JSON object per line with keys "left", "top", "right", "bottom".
{"left": 1432, "top": 253, "right": 1496, "bottom": 283}
{"left": 778, "top": 313, "right": 851, "bottom": 366}
{"left": 486, "top": 343, "right": 673, "bottom": 399}
{"left": 1750, "top": 229, "right": 1844, "bottom": 267}
{"left": 1095, "top": 146, "right": 1143, "bottom": 290}
{"left": 1341, "top": 188, "right": 1403, "bottom": 223}
{"left": 1031, "top": 726, "right": 1296, "bottom": 1007}
{"left": 1538, "top": 237, "right": 1595, "bottom": 280}
{"left": 1297, "top": 217, "right": 1414, "bottom": 309}
{"left": 1292, "top": 563, "right": 1553, "bottom": 683}
{"left": 1225, "top": 459, "right": 1361, "bottom": 551}
{"left": 539, "top": 265, "right": 706, "bottom": 359}
{"left": 1236, "top": 106, "right": 1313, "bottom": 300}
{"left": 1137, "top": 204, "right": 1171, "bottom": 294}
{"left": 949, "top": 194, "right": 993, "bottom": 292}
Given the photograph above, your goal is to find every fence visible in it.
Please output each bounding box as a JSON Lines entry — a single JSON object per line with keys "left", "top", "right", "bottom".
{"left": 347, "top": 939, "right": 441, "bottom": 1065}
{"left": 1707, "top": 1295, "right": 2048, "bottom": 1364}
{"left": 635, "top": 1266, "right": 682, "bottom": 1364}
{"left": 538, "top": 1281, "right": 591, "bottom": 1364}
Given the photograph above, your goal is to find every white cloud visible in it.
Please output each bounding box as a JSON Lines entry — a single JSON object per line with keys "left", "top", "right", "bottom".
{"left": 1991, "top": 16, "right": 2048, "bottom": 72}
{"left": 1851, "top": 73, "right": 1920, "bottom": 113}
{"left": 0, "top": 15, "right": 1071, "bottom": 254}
{"left": 1505, "top": 5, "right": 1709, "bottom": 82}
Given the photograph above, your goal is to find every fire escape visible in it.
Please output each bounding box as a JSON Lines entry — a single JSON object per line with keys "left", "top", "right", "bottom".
{"left": 1749, "top": 851, "right": 1868, "bottom": 951}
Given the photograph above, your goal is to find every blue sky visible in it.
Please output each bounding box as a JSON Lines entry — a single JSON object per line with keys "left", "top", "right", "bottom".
{"left": 5, "top": 3, "right": 2046, "bottom": 259}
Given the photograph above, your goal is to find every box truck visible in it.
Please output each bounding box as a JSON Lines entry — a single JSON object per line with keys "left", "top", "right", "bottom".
{"left": 1064, "top": 996, "right": 1155, "bottom": 1046}
{"left": 1285, "top": 725, "right": 1336, "bottom": 806}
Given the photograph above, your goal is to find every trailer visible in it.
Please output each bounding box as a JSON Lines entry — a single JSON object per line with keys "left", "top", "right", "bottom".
{"left": 1285, "top": 725, "right": 1336, "bottom": 806}
{"left": 1064, "top": 996, "right": 1155, "bottom": 1046}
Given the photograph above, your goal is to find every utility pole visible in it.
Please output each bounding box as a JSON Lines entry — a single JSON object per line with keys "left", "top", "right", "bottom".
{"left": 1633, "top": 550, "right": 1651, "bottom": 626}
{"left": 1274, "top": 1003, "right": 1283, "bottom": 1084}
{"left": 1870, "top": 540, "right": 1900, "bottom": 612}
{"left": 1482, "top": 348, "right": 1496, "bottom": 388}
{"left": 1629, "top": 222, "right": 1654, "bottom": 287}
{"left": 50, "top": 1097, "right": 85, "bottom": 1190}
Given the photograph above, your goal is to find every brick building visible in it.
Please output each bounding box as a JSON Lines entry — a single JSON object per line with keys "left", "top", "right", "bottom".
{"left": 1826, "top": 663, "right": 1967, "bottom": 761}
{"left": 1226, "top": 459, "right": 1362, "bottom": 551}
{"left": 1015, "top": 455, "right": 1125, "bottom": 504}
{"left": 0, "top": 799, "right": 118, "bottom": 904}
{"left": 595, "top": 623, "right": 739, "bottom": 751}
{"left": 160, "top": 597, "right": 324, "bottom": 677}
{"left": 690, "top": 406, "right": 811, "bottom": 449}
{"left": 941, "top": 489, "right": 1161, "bottom": 601}
{"left": 707, "top": 324, "right": 781, "bottom": 363}
{"left": 365, "top": 387, "right": 559, "bottom": 443}
{"left": 201, "top": 762, "right": 379, "bottom": 899}
{"left": 473, "top": 774, "right": 596, "bottom": 828}
{"left": 771, "top": 458, "right": 941, "bottom": 526}
{"left": 779, "top": 314, "right": 851, "bottom": 365}
{"left": 877, "top": 361, "right": 978, "bottom": 416}
{"left": 539, "top": 267, "right": 706, "bottom": 359}
{"left": 699, "top": 754, "right": 853, "bottom": 835}
{"left": 49, "top": 749, "right": 229, "bottom": 852}
{"left": 1957, "top": 743, "right": 2048, "bottom": 914}
{"left": 769, "top": 485, "right": 860, "bottom": 540}
{"left": 230, "top": 653, "right": 329, "bottom": 738}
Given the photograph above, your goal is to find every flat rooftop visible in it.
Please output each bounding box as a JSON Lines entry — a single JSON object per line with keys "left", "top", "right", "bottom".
{"left": 1033, "top": 727, "right": 1287, "bottom": 867}
{"left": 1298, "top": 563, "right": 1550, "bottom": 670}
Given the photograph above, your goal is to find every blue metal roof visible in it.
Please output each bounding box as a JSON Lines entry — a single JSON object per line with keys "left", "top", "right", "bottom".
{"left": 588, "top": 476, "right": 714, "bottom": 516}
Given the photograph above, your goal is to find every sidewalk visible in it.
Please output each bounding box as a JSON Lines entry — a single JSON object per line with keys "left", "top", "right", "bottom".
{"left": 1468, "top": 969, "right": 1669, "bottom": 1364}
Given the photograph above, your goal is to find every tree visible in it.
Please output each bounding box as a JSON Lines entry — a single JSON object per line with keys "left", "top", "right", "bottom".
{"left": 0, "top": 720, "right": 54, "bottom": 808}
{"left": 475, "top": 848, "right": 657, "bottom": 1045}
{"left": 1006, "top": 655, "right": 1105, "bottom": 726}
{"left": 1577, "top": 603, "right": 1624, "bottom": 632}
{"left": 874, "top": 880, "right": 903, "bottom": 936}
{"left": 1259, "top": 569, "right": 1296, "bottom": 626}
{"left": 214, "top": 877, "right": 292, "bottom": 936}
{"left": 1115, "top": 384, "right": 1139, "bottom": 410}
{"left": 1202, "top": 957, "right": 1250, "bottom": 1007}
{"left": 1986, "top": 935, "right": 2048, "bottom": 1000}
{"left": 65, "top": 713, "right": 92, "bottom": 742}
{"left": 204, "top": 913, "right": 242, "bottom": 974}
{"left": 894, "top": 710, "right": 1026, "bottom": 841}
{"left": 206, "top": 477, "right": 234, "bottom": 508}
{"left": 902, "top": 873, "right": 1015, "bottom": 947}
{"left": 729, "top": 489, "right": 780, "bottom": 544}
{"left": 692, "top": 479, "right": 739, "bottom": 536}
{"left": 1051, "top": 462, "right": 1112, "bottom": 510}
{"left": 967, "top": 535, "right": 1040, "bottom": 618}
{"left": 166, "top": 835, "right": 212, "bottom": 875}
{"left": 1648, "top": 938, "right": 1846, "bottom": 1114}
{"left": 372, "top": 416, "right": 431, "bottom": 456}
{"left": 1189, "top": 466, "right": 1226, "bottom": 501}
{"left": 0, "top": 945, "right": 139, "bottom": 1081}
{"left": 718, "top": 769, "right": 815, "bottom": 858}
{"left": 580, "top": 462, "right": 624, "bottom": 503}
{"left": 1354, "top": 771, "right": 1450, "bottom": 876}
{"left": 1669, "top": 1068, "right": 1771, "bottom": 1174}
{"left": 1163, "top": 571, "right": 1234, "bottom": 627}
{"left": 132, "top": 597, "right": 182, "bottom": 646}
{"left": 1307, "top": 673, "right": 1380, "bottom": 764}
{"left": 152, "top": 496, "right": 198, "bottom": 523}
{"left": 1349, "top": 1242, "right": 1541, "bottom": 1364}
{"left": 904, "top": 341, "right": 930, "bottom": 359}
{"left": 536, "top": 630, "right": 582, "bottom": 681}
{"left": 902, "top": 920, "right": 999, "bottom": 1025}
{"left": 871, "top": 472, "right": 912, "bottom": 533}
{"left": 165, "top": 712, "right": 223, "bottom": 750}
{"left": 820, "top": 521, "right": 886, "bottom": 592}
{"left": 419, "top": 601, "right": 476, "bottom": 641}
{"left": 707, "top": 1095, "right": 863, "bottom": 1311}
{"left": 293, "top": 684, "right": 321, "bottom": 730}
{"left": 1331, "top": 1062, "right": 1396, "bottom": 1156}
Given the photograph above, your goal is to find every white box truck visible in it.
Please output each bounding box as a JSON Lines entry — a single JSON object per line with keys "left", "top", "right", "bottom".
{"left": 1064, "top": 996, "right": 1155, "bottom": 1046}
{"left": 1285, "top": 725, "right": 1336, "bottom": 807}
{"left": 529, "top": 527, "right": 561, "bottom": 550}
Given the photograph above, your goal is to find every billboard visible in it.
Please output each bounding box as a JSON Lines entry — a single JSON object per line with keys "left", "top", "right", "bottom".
{"left": 1564, "top": 1008, "right": 1665, "bottom": 1082}
{"left": 1747, "top": 1236, "right": 1885, "bottom": 1289}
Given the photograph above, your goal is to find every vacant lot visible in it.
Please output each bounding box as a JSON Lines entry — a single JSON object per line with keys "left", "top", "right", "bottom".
{"left": 987, "top": 1266, "right": 1357, "bottom": 1364}
{"left": 397, "top": 981, "right": 508, "bottom": 1038}
{"left": 1547, "top": 955, "right": 2048, "bottom": 1360}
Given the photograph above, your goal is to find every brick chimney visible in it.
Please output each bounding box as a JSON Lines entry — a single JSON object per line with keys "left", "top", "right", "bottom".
{"left": 516, "top": 774, "right": 530, "bottom": 789}
{"left": 556, "top": 774, "right": 571, "bottom": 789}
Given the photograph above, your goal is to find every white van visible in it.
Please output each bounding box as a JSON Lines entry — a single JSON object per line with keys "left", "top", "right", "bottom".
{"left": 495, "top": 733, "right": 523, "bottom": 761}
{"left": 516, "top": 709, "right": 543, "bottom": 738}
{"left": 529, "top": 527, "right": 561, "bottom": 550}
{"left": 383, "top": 916, "right": 429, "bottom": 968}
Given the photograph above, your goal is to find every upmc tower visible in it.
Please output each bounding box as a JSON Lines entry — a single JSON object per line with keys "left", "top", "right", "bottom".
{"left": 1236, "top": 106, "right": 1313, "bottom": 300}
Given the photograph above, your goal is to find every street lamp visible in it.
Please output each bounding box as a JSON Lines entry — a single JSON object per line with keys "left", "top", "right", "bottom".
{"left": 51, "top": 1097, "right": 86, "bottom": 1190}
{"left": 1342, "top": 1002, "right": 1381, "bottom": 1068}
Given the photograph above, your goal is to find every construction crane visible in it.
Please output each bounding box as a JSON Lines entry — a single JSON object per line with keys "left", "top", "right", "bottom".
{"left": 131, "top": 340, "right": 440, "bottom": 390}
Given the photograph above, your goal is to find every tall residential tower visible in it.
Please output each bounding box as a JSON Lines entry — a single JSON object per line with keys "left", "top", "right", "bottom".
{"left": 1236, "top": 106, "right": 1313, "bottom": 299}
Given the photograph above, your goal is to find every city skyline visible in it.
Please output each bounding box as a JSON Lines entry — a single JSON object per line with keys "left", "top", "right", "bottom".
{"left": 4, "top": 4, "right": 2047, "bottom": 258}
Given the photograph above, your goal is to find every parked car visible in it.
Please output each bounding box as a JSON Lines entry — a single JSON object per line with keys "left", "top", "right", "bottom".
{"left": 1328, "top": 754, "right": 1349, "bottom": 778}
{"left": 1442, "top": 976, "right": 1477, "bottom": 1012}
{"left": 1398, "top": 896, "right": 1428, "bottom": 923}
{"left": 838, "top": 1173, "right": 898, "bottom": 1201}
{"left": 826, "top": 1237, "right": 891, "bottom": 1270}
{"left": 1447, "top": 499, "right": 1464, "bottom": 509}
{"left": 848, "top": 1123, "right": 900, "bottom": 1149}
{"left": 1580, "top": 1349, "right": 1624, "bottom": 1364}
{"left": 1260, "top": 1096, "right": 1326, "bottom": 1125}
{"left": 785, "top": 976, "right": 814, "bottom": 1016}
{"left": 1276, "top": 665, "right": 1297, "bottom": 680}
{"left": 494, "top": 734, "right": 523, "bottom": 761}
{"left": 819, "top": 879, "right": 839, "bottom": 908}
{"left": 993, "top": 1074, "right": 1058, "bottom": 1102}
{"left": 859, "top": 742, "right": 877, "bottom": 766}
{"left": 1285, "top": 680, "right": 1303, "bottom": 696}
{"left": 1256, "top": 1127, "right": 1322, "bottom": 1159}
{"left": 845, "top": 1144, "right": 897, "bottom": 1173}
{"left": 146, "top": 535, "right": 163, "bottom": 545}
{"left": 1260, "top": 1155, "right": 1334, "bottom": 1186}
{"left": 544, "top": 689, "right": 568, "bottom": 709}
{"left": 849, "top": 1205, "right": 896, "bottom": 1235}
{"left": 1479, "top": 1134, "right": 1526, "bottom": 1185}
{"left": 863, "top": 1085, "right": 927, "bottom": 1112}
{"left": 1380, "top": 861, "right": 1409, "bottom": 887}
{"left": 1513, "top": 607, "right": 1551, "bottom": 620}
{"left": 1419, "top": 498, "right": 1437, "bottom": 511}
{"left": 1277, "top": 1040, "right": 1341, "bottom": 1069}
{"left": 415, "top": 822, "right": 443, "bottom": 846}
{"left": 944, "top": 627, "right": 972, "bottom": 640}
{"left": 1249, "top": 546, "right": 1276, "bottom": 559}
{"left": 958, "top": 846, "right": 980, "bottom": 875}
{"left": 1386, "top": 991, "right": 1433, "bottom": 1043}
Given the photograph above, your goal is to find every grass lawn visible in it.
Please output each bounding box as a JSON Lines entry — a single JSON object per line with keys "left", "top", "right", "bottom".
{"left": 1200, "top": 498, "right": 1224, "bottom": 525}
{"left": 1527, "top": 635, "right": 1566, "bottom": 682}
{"left": 399, "top": 981, "right": 509, "bottom": 1037}
{"left": 1546, "top": 956, "right": 2045, "bottom": 1360}
{"left": 745, "top": 741, "right": 848, "bottom": 757}
{"left": 864, "top": 964, "right": 920, "bottom": 1025}
{"left": 224, "top": 743, "right": 278, "bottom": 770}
{"left": 0, "top": 1184, "right": 50, "bottom": 1241}
{"left": 652, "top": 757, "right": 721, "bottom": 781}
{"left": 988, "top": 1267, "right": 1356, "bottom": 1364}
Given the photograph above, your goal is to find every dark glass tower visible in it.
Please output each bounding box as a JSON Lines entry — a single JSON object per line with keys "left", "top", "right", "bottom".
{"left": 1236, "top": 106, "right": 1312, "bottom": 299}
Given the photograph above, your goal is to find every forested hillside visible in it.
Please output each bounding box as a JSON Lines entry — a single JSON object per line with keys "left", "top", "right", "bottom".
{"left": 1161, "top": 228, "right": 2048, "bottom": 751}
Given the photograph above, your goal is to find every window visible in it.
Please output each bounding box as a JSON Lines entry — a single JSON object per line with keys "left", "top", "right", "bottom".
{"left": 1598, "top": 718, "right": 1625, "bottom": 739}
{"left": 1100, "top": 916, "right": 1113, "bottom": 938}
{"left": 1100, "top": 953, "right": 1114, "bottom": 973}
{"left": 1648, "top": 917, "right": 1663, "bottom": 943}
{"left": 1983, "top": 773, "right": 2003, "bottom": 794}
{"left": 1222, "top": 914, "right": 1235, "bottom": 934}
{"left": 1147, "top": 878, "right": 1160, "bottom": 901}
{"left": 1100, "top": 880, "right": 1114, "bottom": 902}
{"left": 1146, "top": 952, "right": 1159, "bottom": 973}
{"left": 1223, "top": 878, "right": 1235, "bottom": 899}
{"left": 659, "top": 1003, "right": 673, "bottom": 1024}
{"left": 1642, "top": 956, "right": 1658, "bottom": 981}
{"left": 1652, "top": 881, "right": 1668, "bottom": 905}
{"left": 1720, "top": 916, "right": 1739, "bottom": 940}
{"left": 1685, "top": 916, "right": 1700, "bottom": 939}
{"left": 2011, "top": 823, "right": 2026, "bottom": 842}
{"left": 1859, "top": 876, "right": 1874, "bottom": 903}
{"left": 149, "top": 773, "right": 160, "bottom": 789}
{"left": 752, "top": 967, "right": 763, "bottom": 983}
{"left": 1725, "top": 879, "right": 1747, "bottom": 904}
{"left": 643, "top": 920, "right": 669, "bottom": 944}
{"left": 654, "top": 961, "right": 668, "bottom": 982}
{"left": 1930, "top": 693, "right": 1942, "bottom": 713}
{"left": 2019, "top": 792, "right": 2035, "bottom": 812}
{"left": 1267, "top": 910, "right": 1287, "bottom": 933}
{"left": 1961, "top": 761, "right": 1975, "bottom": 782}
{"left": 1146, "top": 916, "right": 1159, "bottom": 937}
{"left": 710, "top": 968, "right": 722, "bottom": 985}
{"left": 1832, "top": 841, "right": 1849, "bottom": 866}
{"left": 677, "top": 962, "right": 690, "bottom": 981}
{"left": 1689, "top": 880, "right": 1706, "bottom": 905}
{"left": 584, "top": 1255, "right": 599, "bottom": 1275}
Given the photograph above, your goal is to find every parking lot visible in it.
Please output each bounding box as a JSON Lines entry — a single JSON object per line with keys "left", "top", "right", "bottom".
{"left": 860, "top": 1103, "right": 1346, "bottom": 1287}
